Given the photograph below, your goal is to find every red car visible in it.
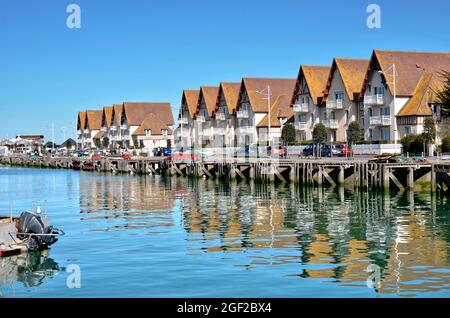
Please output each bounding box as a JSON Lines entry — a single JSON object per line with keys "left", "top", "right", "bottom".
{"left": 338, "top": 145, "right": 353, "bottom": 156}
{"left": 122, "top": 154, "right": 131, "bottom": 160}
{"left": 92, "top": 154, "right": 102, "bottom": 160}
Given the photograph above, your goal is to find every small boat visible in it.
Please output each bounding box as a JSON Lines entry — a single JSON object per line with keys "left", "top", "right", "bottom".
{"left": 81, "top": 161, "right": 95, "bottom": 171}
{"left": 72, "top": 160, "right": 82, "bottom": 170}
{"left": 0, "top": 209, "right": 64, "bottom": 257}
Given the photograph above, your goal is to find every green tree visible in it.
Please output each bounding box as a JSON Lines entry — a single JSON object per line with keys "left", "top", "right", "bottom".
{"left": 102, "top": 137, "right": 109, "bottom": 149}
{"left": 313, "top": 123, "right": 327, "bottom": 144}
{"left": 436, "top": 71, "right": 450, "bottom": 117}
{"left": 442, "top": 136, "right": 450, "bottom": 153}
{"left": 422, "top": 117, "right": 436, "bottom": 156}
{"left": 346, "top": 121, "right": 361, "bottom": 147}
{"left": 401, "top": 134, "right": 425, "bottom": 155}
{"left": 281, "top": 123, "right": 296, "bottom": 145}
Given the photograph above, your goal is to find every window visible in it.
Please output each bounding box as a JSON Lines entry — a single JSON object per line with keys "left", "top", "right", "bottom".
{"left": 332, "top": 131, "right": 337, "bottom": 142}
{"left": 335, "top": 92, "right": 344, "bottom": 101}
{"left": 323, "top": 112, "right": 328, "bottom": 120}
{"left": 331, "top": 111, "right": 336, "bottom": 120}
{"left": 404, "top": 126, "right": 411, "bottom": 135}
{"left": 345, "top": 110, "right": 350, "bottom": 124}
{"left": 381, "top": 127, "right": 390, "bottom": 142}
{"left": 381, "top": 107, "right": 390, "bottom": 116}
{"left": 374, "top": 86, "right": 385, "bottom": 95}
{"left": 369, "top": 129, "right": 373, "bottom": 140}
{"left": 369, "top": 108, "right": 373, "bottom": 117}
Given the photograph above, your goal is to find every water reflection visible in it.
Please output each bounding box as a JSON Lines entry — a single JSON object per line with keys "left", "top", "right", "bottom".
{"left": 78, "top": 173, "right": 450, "bottom": 296}
{"left": 0, "top": 250, "right": 60, "bottom": 295}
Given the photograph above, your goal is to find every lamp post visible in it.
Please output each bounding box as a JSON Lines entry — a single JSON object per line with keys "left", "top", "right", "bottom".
{"left": 378, "top": 64, "right": 397, "bottom": 146}
{"left": 256, "top": 86, "right": 272, "bottom": 148}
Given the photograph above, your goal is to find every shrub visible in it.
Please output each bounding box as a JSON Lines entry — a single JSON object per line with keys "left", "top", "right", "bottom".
{"left": 442, "top": 135, "right": 450, "bottom": 153}
{"left": 401, "top": 134, "right": 425, "bottom": 155}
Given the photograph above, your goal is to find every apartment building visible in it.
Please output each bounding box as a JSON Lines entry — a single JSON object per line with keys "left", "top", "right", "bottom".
{"left": 178, "top": 90, "right": 199, "bottom": 148}
{"left": 84, "top": 110, "right": 103, "bottom": 149}
{"left": 291, "top": 65, "right": 331, "bottom": 141}
{"left": 100, "top": 106, "right": 113, "bottom": 148}
{"left": 194, "top": 86, "right": 219, "bottom": 147}
{"left": 76, "top": 111, "right": 87, "bottom": 150}
{"left": 212, "top": 82, "right": 240, "bottom": 147}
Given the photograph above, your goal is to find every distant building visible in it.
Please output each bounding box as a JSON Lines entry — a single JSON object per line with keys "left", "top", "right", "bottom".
{"left": 177, "top": 90, "right": 200, "bottom": 148}
{"left": 194, "top": 86, "right": 220, "bottom": 147}
{"left": 76, "top": 111, "right": 87, "bottom": 150}
{"left": 58, "top": 138, "right": 77, "bottom": 154}
{"left": 13, "top": 135, "right": 45, "bottom": 155}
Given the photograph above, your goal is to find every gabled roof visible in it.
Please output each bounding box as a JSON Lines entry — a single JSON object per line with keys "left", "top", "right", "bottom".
{"left": 195, "top": 86, "right": 220, "bottom": 116}
{"left": 362, "top": 50, "right": 450, "bottom": 97}
{"left": 85, "top": 110, "right": 103, "bottom": 130}
{"left": 122, "top": 102, "right": 174, "bottom": 126}
{"left": 102, "top": 106, "right": 113, "bottom": 128}
{"left": 213, "top": 82, "right": 241, "bottom": 115}
{"left": 238, "top": 78, "right": 297, "bottom": 113}
{"left": 132, "top": 113, "right": 172, "bottom": 136}
{"left": 397, "top": 73, "right": 435, "bottom": 117}
{"left": 181, "top": 90, "right": 200, "bottom": 118}
{"left": 292, "top": 65, "right": 331, "bottom": 105}
{"left": 60, "top": 138, "right": 76, "bottom": 148}
{"left": 325, "top": 58, "right": 370, "bottom": 101}
{"left": 77, "top": 111, "right": 87, "bottom": 130}
{"left": 257, "top": 95, "right": 293, "bottom": 128}
{"left": 111, "top": 104, "right": 124, "bottom": 126}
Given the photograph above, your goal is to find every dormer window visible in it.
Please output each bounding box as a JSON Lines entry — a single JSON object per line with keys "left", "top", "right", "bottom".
{"left": 145, "top": 130, "right": 152, "bottom": 137}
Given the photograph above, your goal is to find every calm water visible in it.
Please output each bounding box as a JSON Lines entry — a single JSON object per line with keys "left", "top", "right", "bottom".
{"left": 0, "top": 166, "right": 449, "bottom": 298}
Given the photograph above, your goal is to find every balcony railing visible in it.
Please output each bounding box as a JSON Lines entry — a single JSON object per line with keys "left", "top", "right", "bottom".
{"left": 236, "top": 110, "right": 249, "bottom": 119}
{"left": 364, "top": 94, "right": 385, "bottom": 106}
{"left": 109, "top": 126, "right": 117, "bottom": 131}
{"left": 201, "top": 128, "right": 213, "bottom": 136}
{"left": 180, "top": 117, "right": 189, "bottom": 125}
{"left": 370, "top": 115, "right": 391, "bottom": 126}
{"left": 293, "top": 103, "right": 309, "bottom": 113}
{"left": 326, "top": 99, "right": 344, "bottom": 110}
{"left": 197, "top": 115, "right": 206, "bottom": 123}
{"left": 323, "top": 119, "right": 339, "bottom": 129}
{"left": 237, "top": 126, "right": 253, "bottom": 135}
{"left": 121, "top": 125, "right": 128, "bottom": 130}
{"left": 101, "top": 127, "right": 107, "bottom": 132}
{"left": 295, "top": 122, "right": 308, "bottom": 130}
{"left": 215, "top": 113, "right": 227, "bottom": 121}
{"left": 215, "top": 128, "right": 225, "bottom": 135}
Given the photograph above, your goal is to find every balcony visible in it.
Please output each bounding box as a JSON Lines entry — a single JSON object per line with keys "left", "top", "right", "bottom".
{"left": 180, "top": 117, "right": 189, "bottom": 125}
{"left": 364, "top": 94, "right": 385, "bottom": 106}
{"left": 323, "top": 119, "right": 339, "bottom": 129}
{"left": 215, "top": 113, "right": 227, "bottom": 121}
{"left": 236, "top": 110, "right": 249, "bottom": 119}
{"left": 293, "top": 103, "right": 309, "bottom": 113}
{"left": 197, "top": 115, "right": 206, "bottom": 123}
{"left": 215, "top": 128, "right": 225, "bottom": 135}
{"left": 109, "top": 126, "right": 117, "bottom": 131}
{"left": 84, "top": 129, "right": 89, "bottom": 134}
{"left": 101, "top": 127, "right": 107, "bottom": 132}
{"left": 326, "top": 99, "right": 344, "bottom": 110}
{"left": 295, "top": 122, "right": 308, "bottom": 130}
{"left": 237, "top": 126, "right": 253, "bottom": 135}
{"left": 201, "top": 128, "right": 213, "bottom": 136}
{"left": 121, "top": 125, "right": 128, "bottom": 130}
{"left": 370, "top": 115, "right": 392, "bottom": 126}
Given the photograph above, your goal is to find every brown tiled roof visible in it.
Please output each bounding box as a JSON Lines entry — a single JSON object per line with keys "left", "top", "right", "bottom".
{"left": 325, "top": 58, "right": 370, "bottom": 101}
{"left": 362, "top": 50, "right": 450, "bottom": 97}
{"left": 102, "top": 106, "right": 113, "bottom": 128}
{"left": 238, "top": 78, "right": 297, "bottom": 113}
{"left": 77, "top": 111, "right": 87, "bottom": 130}
{"left": 257, "top": 95, "right": 293, "bottom": 128}
{"left": 85, "top": 110, "right": 103, "bottom": 130}
{"left": 122, "top": 102, "right": 174, "bottom": 126}
{"left": 397, "top": 73, "right": 435, "bottom": 117}
{"left": 292, "top": 65, "right": 331, "bottom": 105}
{"left": 132, "top": 113, "right": 172, "bottom": 136}
{"left": 111, "top": 104, "right": 124, "bottom": 126}
{"left": 181, "top": 90, "right": 200, "bottom": 118}
{"left": 213, "top": 82, "right": 241, "bottom": 115}
{"left": 195, "top": 86, "right": 220, "bottom": 116}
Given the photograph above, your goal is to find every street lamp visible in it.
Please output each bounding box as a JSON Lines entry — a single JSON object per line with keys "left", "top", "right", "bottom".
{"left": 256, "top": 86, "right": 272, "bottom": 148}
{"left": 378, "top": 64, "right": 397, "bottom": 146}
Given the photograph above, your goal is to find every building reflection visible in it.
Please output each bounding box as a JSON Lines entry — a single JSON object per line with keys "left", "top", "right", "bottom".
{"left": 77, "top": 172, "right": 450, "bottom": 295}
{"left": 0, "top": 250, "right": 60, "bottom": 295}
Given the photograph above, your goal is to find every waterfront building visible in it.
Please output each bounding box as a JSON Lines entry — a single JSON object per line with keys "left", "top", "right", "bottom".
{"left": 109, "top": 104, "right": 124, "bottom": 149}
{"left": 361, "top": 50, "right": 450, "bottom": 143}
{"left": 84, "top": 110, "right": 103, "bottom": 149}
{"left": 76, "top": 111, "right": 87, "bottom": 150}
{"left": 132, "top": 113, "right": 173, "bottom": 153}
{"left": 177, "top": 90, "right": 200, "bottom": 149}
{"left": 100, "top": 106, "right": 113, "bottom": 149}
{"left": 194, "top": 86, "right": 220, "bottom": 147}
{"left": 234, "top": 78, "right": 296, "bottom": 146}
{"left": 212, "top": 82, "right": 240, "bottom": 147}
{"left": 58, "top": 138, "right": 77, "bottom": 154}
{"left": 291, "top": 65, "right": 331, "bottom": 141}
{"left": 12, "top": 135, "right": 45, "bottom": 155}
{"left": 322, "top": 58, "right": 370, "bottom": 143}
{"left": 120, "top": 102, "right": 175, "bottom": 149}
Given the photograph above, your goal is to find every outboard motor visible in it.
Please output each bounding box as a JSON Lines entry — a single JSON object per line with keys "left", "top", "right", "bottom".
{"left": 16, "top": 212, "right": 60, "bottom": 250}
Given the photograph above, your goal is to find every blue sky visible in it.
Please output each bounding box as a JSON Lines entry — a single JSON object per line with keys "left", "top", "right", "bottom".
{"left": 0, "top": 0, "right": 449, "bottom": 143}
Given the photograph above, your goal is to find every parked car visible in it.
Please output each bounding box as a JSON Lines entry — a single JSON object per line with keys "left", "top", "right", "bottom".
{"left": 336, "top": 144, "right": 353, "bottom": 157}
{"left": 122, "top": 154, "right": 131, "bottom": 160}
{"left": 302, "top": 144, "right": 340, "bottom": 157}
{"left": 303, "top": 144, "right": 319, "bottom": 157}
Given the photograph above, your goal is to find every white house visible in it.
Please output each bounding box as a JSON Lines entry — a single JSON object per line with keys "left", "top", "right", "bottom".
{"left": 291, "top": 65, "right": 330, "bottom": 141}
{"left": 178, "top": 90, "right": 199, "bottom": 149}
{"left": 193, "top": 86, "right": 219, "bottom": 147}
{"left": 84, "top": 110, "right": 103, "bottom": 149}
{"left": 322, "top": 58, "right": 369, "bottom": 143}
{"left": 234, "top": 78, "right": 296, "bottom": 147}
{"left": 76, "top": 111, "right": 87, "bottom": 150}
{"left": 100, "top": 106, "right": 113, "bottom": 149}
{"left": 132, "top": 113, "right": 173, "bottom": 153}
{"left": 212, "top": 82, "right": 240, "bottom": 147}
{"left": 361, "top": 49, "right": 450, "bottom": 143}
{"left": 109, "top": 104, "right": 124, "bottom": 149}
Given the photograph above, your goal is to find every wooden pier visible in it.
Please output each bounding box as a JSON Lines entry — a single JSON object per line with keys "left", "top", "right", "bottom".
{"left": 1, "top": 156, "right": 449, "bottom": 194}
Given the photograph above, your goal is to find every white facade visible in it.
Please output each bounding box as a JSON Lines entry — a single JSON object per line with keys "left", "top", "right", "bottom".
{"left": 235, "top": 90, "right": 267, "bottom": 146}
{"left": 323, "top": 69, "right": 358, "bottom": 143}
{"left": 362, "top": 69, "right": 408, "bottom": 143}
{"left": 214, "top": 93, "right": 236, "bottom": 147}
{"left": 194, "top": 100, "right": 214, "bottom": 147}
{"left": 292, "top": 77, "right": 320, "bottom": 141}
{"left": 179, "top": 104, "right": 194, "bottom": 148}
